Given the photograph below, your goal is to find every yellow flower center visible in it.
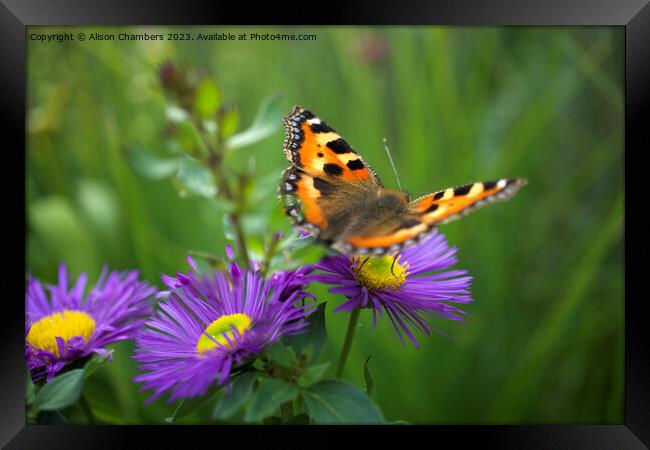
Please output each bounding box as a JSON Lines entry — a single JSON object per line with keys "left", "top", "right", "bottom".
{"left": 196, "top": 313, "right": 252, "bottom": 354}
{"left": 352, "top": 255, "right": 408, "bottom": 291}
{"left": 26, "top": 310, "right": 96, "bottom": 357}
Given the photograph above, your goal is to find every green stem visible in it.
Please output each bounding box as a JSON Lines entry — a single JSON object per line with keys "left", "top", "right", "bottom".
{"left": 336, "top": 308, "right": 361, "bottom": 378}
{"left": 78, "top": 394, "right": 96, "bottom": 424}
{"left": 209, "top": 154, "right": 250, "bottom": 269}
{"left": 260, "top": 234, "right": 281, "bottom": 277}
{"left": 229, "top": 212, "right": 251, "bottom": 268}
{"left": 280, "top": 401, "right": 294, "bottom": 423}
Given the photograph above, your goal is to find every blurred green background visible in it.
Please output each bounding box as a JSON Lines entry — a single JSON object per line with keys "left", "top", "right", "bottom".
{"left": 26, "top": 26, "right": 624, "bottom": 424}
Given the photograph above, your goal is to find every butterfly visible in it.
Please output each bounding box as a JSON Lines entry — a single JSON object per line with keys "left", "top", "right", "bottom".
{"left": 280, "top": 105, "right": 527, "bottom": 256}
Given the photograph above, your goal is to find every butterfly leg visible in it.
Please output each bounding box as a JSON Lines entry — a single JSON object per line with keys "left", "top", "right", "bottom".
{"left": 390, "top": 253, "right": 400, "bottom": 277}
{"left": 356, "top": 256, "right": 371, "bottom": 272}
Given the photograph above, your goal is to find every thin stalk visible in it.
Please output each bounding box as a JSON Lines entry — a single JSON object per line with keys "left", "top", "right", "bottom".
{"left": 260, "top": 234, "right": 282, "bottom": 277}
{"left": 335, "top": 308, "right": 361, "bottom": 378}
{"left": 209, "top": 151, "right": 250, "bottom": 268}
{"left": 78, "top": 394, "right": 96, "bottom": 424}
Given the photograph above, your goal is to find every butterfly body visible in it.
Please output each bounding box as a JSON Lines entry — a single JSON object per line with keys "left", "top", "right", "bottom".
{"left": 280, "top": 105, "right": 526, "bottom": 256}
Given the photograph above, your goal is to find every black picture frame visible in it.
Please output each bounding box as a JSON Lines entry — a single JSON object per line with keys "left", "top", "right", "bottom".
{"left": 2, "top": 0, "right": 648, "bottom": 447}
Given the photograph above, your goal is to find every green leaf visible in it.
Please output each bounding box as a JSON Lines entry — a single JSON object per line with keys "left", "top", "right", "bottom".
{"left": 222, "top": 215, "right": 235, "bottom": 241}
{"left": 201, "top": 119, "right": 218, "bottom": 136}
{"left": 166, "top": 104, "right": 190, "bottom": 123}
{"left": 166, "top": 384, "right": 222, "bottom": 423}
{"left": 212, "top": 371, "right": 258, "bottom": 420}
{"left": 174, "top": 155, "right": 217, "bottom": 198}
{"left": 284, "top": 302, "right": 327, "bottom": 362}
{"left": 298, "top": 362, "right": 330, "bottom": 387}
{"left": 36, "top": 410, "right": 68, "bottom": 424}
{"left": 287, "top": 413, "right": 311, "bottom": 425}
{"left": 244, "top": 378, "right": 299, "bottom": 422}
{"left": 278, "top": 233, "right": 317, "bottom": 253}
{"left": 262, "top": 416, "right": 282, "bottom": 425}
{"left": 226, "top": 94, "right": 282, "bottom": 150}
{"left": 194, "top": 78, "right": 222, "bottom": 119}
{"left": 168, "top": 120, "right": 205, "bottom": 155}
{"left": 364, "top": 356, "right": 375, "bottom": 396}
{"left": 280, "top": 243, "right": 327, "bottom": 271}
{"left": 252, "top": 358, "right": 266, "bottom": 371}
{"left": 212, "top": 197, "right": 237, "bottom": 213}
{"left": 33, "top": 369, "right": 85, "bottom": 411}
{"left": 124, "top": 144, "right": 179, "bottom": 179}
{"left": 303, "top": 380, "right": 385, "bottom": 424}
{"left": 266, "top": 342, "right": 298, "bottom": 369}
{"left": 26, "top": 371, "right": 36, "bottom": 405}
{"left": 83, "top": 350, "right": 113, "bottom": 379}
{"left": 219, "top": 107, "right": 239, "bottom": 139}
{"left": 186, "top": 249, "right": 226, "bottom": 270}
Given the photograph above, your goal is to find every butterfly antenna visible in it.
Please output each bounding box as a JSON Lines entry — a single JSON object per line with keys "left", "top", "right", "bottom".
{"left": 383, "top": 138, "right": 403, "bottom": 192}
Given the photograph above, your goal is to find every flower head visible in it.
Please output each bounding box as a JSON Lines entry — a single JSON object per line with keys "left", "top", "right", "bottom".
{"left": 25, "top": 263, "right": 156, "bottom": 381}
{"left": 133, "top": 255, "right": 314, "bottom": 402}
{"left": 306, "top": 231, "right": 473, "bottom": 347}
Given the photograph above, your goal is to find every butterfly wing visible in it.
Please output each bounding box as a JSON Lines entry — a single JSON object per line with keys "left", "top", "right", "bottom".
{"left": 282, "top": 105, "right": 383, "bottom": 186}
{"left": 281, "top": 106, "right": 383, "bottom": 240}
{"left": 408, "top": 178, "right": 527, "bottom": 225}
{"left": 333, "top": 209, "right": 431, "bottom": 255}
{"left": 332, "top": 179, "right": 527, "bottom": 255}
{"left": 281, "top": 167, "right": 363, "bottom": 238}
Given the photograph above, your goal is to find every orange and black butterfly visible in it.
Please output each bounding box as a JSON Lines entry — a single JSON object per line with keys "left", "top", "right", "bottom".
{"left": 280, "top": 105, "right": 526, "bottom": 256}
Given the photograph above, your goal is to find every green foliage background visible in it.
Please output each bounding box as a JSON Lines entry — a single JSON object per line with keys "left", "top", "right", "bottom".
{"left": 26, "top": 26, "right": 624, "bottom": 424}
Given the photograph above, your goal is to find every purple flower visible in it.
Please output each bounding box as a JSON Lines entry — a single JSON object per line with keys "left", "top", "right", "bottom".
{"left": 133, "top": 256, "right": 314, "bottom": 402}
{"left": 306, "top": 231, "right": 473, "bottom": 347}
{"left": 25, "top": 263, "right": 156, "bottom": 381}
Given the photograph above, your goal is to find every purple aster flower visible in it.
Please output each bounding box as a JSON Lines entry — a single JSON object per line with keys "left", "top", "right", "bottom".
{"left": 25, "top": 263, "right": 156, "bottom": 381}
{"left": 133, "top": 256, "right": 314, "bottom": 402}
{"left": 306, "top": 231, "right": 473, "bottom": 347}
